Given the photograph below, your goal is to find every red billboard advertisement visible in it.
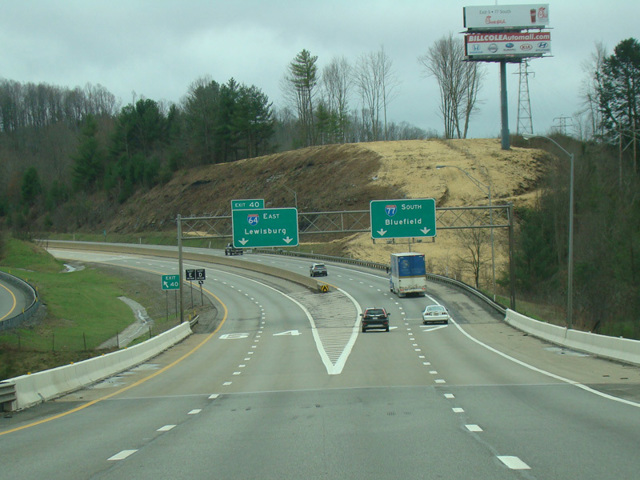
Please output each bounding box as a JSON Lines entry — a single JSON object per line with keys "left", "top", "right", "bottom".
{"left": 465, "top": 31, "right": 551, "bottom": 59}
{"left": 464, "top": 4, "right": 549, "bottom": 30}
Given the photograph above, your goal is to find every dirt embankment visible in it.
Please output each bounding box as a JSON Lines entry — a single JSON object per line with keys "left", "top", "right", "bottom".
{"left": 112, "top": 138, "right": 551, "bottom": 285}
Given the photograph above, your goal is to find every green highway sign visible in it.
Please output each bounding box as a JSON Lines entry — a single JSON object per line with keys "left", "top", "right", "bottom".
{"left": 161, "top": 274, "right": 180, "bottom": 290}
{"left": 370, "top": 198, "right": 436, "bottom": 239}
{"left": 231, "top": 198, "right": 264, "bottom": 210}
{"left": 232, "top": 207, "right": 298, "bottom": 248}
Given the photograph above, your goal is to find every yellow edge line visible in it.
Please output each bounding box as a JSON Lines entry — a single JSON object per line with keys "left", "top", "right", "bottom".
{"left": 0, "top": 262, "right": 228, "bottom": 436}
{"left": 0, "top": 280, "right": 18, "bottom": 321}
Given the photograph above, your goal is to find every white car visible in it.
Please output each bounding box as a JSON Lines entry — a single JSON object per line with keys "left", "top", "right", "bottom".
{"left": 309, "top": 263, "right": 328, "bottom": 277}
{"left": 422, "top": 305, "right": 449, "bottom": 325}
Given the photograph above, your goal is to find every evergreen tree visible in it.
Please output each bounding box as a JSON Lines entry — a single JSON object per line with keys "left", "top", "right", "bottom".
{"left": 598, "top": 37, "right": 640, "bottom": 171}
{"left": 21, "top": 166, "right": 42, "bottom": 206}
{"left": 71, "top": 115, "right": 103, "bottom": 192}
{"left": 284, "top": 49, "right": 319, "bottom": 146}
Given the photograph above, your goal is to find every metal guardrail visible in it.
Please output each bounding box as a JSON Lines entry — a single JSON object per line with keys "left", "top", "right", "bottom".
{"left": 253, "top": 248, "right": 507, "bottom": 316}
{"left": 0, "top": 271, "right": 40, "bottom": 331}
{"left": 0, "top": 381, "right": 17, "bottom": 411}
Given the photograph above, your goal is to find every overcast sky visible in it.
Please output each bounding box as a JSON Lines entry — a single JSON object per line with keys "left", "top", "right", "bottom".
{"left": 2, "top": 1, "right": 638, "bottom": 138}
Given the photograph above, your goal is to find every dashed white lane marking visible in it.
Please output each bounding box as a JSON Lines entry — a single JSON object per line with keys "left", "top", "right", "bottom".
{"left": 208, "top": 394, "right": 219, "bottom": 400}
{"left": 497, "top": 456, "right": 531, "bottom": 470}
{"left": 223, "top": 382, "right": 232, "bottom": 386}
{"left": 233, "top": 371, "right": 241, "bottom": 375}
{"left": 429, "top": 370, "right": 438, "bottom": 374}
{"left": 157, "top": 425, "right": 176, "bottom": 432}
{"left": 435, "top": 379, "right": 446, "bottom": 384}
{"left": 188, "top": 409, "right": 201, "bottom": 415}
{"left": 452, "top": 408, "right": 465, "bottom": 413}
{"left": 108, "top": 450, "right": 137, "bottom": 461}
{"left": 444, "top": 393, "right": 455, "bottom": 399}
{"left": 466, "top": 424, "right": 483, "bottom": 432}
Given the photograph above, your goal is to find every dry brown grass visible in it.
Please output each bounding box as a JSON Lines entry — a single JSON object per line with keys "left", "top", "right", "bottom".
{"left": 114, "top": 138, "right": 552, "bottom": 287}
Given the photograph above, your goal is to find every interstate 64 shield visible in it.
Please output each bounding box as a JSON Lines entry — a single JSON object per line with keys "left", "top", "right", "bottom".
{"left": 231, "top": 207, "right": 298, "bottom": 248}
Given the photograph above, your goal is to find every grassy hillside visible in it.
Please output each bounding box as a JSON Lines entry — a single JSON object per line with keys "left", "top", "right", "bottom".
{"left": 0, "top": 238, "right": 178, "bottom": 380}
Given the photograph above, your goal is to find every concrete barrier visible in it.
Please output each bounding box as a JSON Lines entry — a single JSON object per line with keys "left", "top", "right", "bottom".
{"left": 505, "top": 309, "right": 640, "bottom": 366}
{"left": 43, "top": 240, "right": 320, "bottom": 291}
{"left": 9, "top": 322, "right": 191, "bottom": 411}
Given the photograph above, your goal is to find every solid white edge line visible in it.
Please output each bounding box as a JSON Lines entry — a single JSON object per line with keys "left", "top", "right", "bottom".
{"left": 212, "top": 268, "right": 338, "bottom": 375}
{"left": 325, "top": 286, "right": 362, "bottom": 375}
{"left": 417, "top": 290, "right": 640, "bottom": 409}
{"left": 450, "top": 315, "right": 640, "bottom": 408}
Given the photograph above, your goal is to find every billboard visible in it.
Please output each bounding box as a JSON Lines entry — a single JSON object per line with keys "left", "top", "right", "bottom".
{"left": 464, "top": 4, "right": 549, "bottom": 30}
{"left": 465, "top": 31, "right": 551, "bottom": 59}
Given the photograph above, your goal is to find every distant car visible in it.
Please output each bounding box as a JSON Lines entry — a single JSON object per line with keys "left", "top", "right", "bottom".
{"left": 360, "top": 307, "right": 391, "bottom": 332}
{"left": 422, "top": 305, "right": 449, "bottom": 325}
{"left": 310, "top": 263, "right": 328, "bottom": 277}
{"left": 225, "top": 243, "right": 243, "bottom": 256}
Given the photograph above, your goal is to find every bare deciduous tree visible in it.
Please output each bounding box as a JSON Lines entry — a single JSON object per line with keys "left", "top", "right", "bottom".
{"left": 322, "top": 56, "right": 352, "bottom": 142}
{"left": 354, "top": 46, "right": 399, "bottom": 141}
{"left": 456, "top": 227, "right": 491, "bottom": 289}
{"left": 577, "top": 41, "right": 608, "bottom": 140}
{"left": 418, "top": 33, "right": 484, "bottom": 139}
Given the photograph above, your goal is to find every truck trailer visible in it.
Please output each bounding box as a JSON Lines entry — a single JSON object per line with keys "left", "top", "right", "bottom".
{"left": 389, "top": 252, "right": 427, "bottom": 297}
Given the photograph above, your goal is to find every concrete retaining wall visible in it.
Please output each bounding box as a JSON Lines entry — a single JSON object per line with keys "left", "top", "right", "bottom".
{"left": 505, "top": 309, "right": 640, "bottom": 366}
{"left": 9, "top": 322, "right": 191, "bottom": 411}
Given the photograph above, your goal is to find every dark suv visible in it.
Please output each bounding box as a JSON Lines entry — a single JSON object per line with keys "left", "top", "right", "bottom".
{"left": 360, "top": 308, "right": 391, "bottom": 332}
{"left": 225, "top": 243, "right": 243, "bottom": 256}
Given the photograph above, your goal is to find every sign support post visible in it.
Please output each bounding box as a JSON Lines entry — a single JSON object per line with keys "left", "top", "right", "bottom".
{"left": 177, "top": 214, "right": 184, "bottom": 323}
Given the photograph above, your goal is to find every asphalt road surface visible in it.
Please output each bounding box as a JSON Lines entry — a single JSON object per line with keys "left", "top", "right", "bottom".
{"left": 0, "top": 275, "right": 28, "bottom": 324}
{"left": 1, "top": 249, "right": 639, "bottom": 479}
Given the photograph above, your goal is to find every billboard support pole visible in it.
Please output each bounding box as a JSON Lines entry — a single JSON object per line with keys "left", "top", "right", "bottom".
{"left": 500, "top": 60, "right": 510, "bottom": 150}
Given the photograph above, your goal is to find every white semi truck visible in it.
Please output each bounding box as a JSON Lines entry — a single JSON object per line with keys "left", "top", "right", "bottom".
{"left": 389, "top": 252, "right": 427, "bottom": 297}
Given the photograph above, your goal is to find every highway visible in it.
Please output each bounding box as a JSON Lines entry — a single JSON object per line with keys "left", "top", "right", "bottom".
{"left": 1, "top": 249, "right": 639, "bottom": 479}
{"left": 0, "top": 275, "right": 26, "bottom": 323}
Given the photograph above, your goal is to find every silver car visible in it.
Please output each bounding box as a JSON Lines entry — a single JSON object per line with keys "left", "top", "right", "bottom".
{"left": 422, "top": 305, "right": 449, "bottom": 325}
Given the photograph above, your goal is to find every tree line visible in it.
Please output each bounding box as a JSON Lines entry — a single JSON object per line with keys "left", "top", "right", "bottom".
{"left": 0, "top": 45, "right": 432, "bottom": 233}
{"left": 510, "top": 38, "right": 640, "bottom": 338}
{"left": 1, "top": 37, "right": 638, "bottom": 339}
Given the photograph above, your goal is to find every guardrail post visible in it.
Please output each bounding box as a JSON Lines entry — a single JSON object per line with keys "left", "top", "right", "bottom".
{"left": 0, "top": 382, "right": 17, "bottom": 412}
